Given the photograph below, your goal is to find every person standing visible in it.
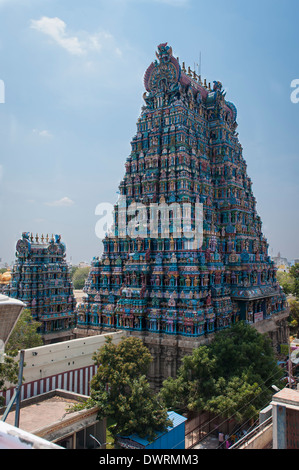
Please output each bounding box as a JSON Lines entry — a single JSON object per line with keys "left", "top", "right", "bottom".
{"left": 218, "top": 432, "right": 224, "bottom": 449}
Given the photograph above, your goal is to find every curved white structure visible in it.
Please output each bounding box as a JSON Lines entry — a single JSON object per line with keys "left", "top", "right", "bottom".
{"left": 0, "top": 294, "right": 25, "bottom": 362}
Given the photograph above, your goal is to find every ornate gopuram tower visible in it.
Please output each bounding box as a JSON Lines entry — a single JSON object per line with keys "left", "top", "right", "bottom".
{"left": 9, "top": 232, "right": 76, "bottom": 344}
{"left": 76, "top": 43, "right": 289, "bottom": 388}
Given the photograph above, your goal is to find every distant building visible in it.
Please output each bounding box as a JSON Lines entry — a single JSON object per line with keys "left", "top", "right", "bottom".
{"left": 8, "top": 232, "right": 76, "bottom": 344}
{"left": 272, "top": 252, "right": 290, "bottom": 272}
{"left": 0, "top": 269, "right": 11, "bottom": 294}
{"left": 73, "top": 289, "right": 87, "bottom": 305}
{"left": 77, "top": 262, "right": 90, "bottom": 269}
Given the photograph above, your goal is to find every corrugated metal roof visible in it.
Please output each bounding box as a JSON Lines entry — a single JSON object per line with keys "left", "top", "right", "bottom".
{"left": 119, "top": 411, "right": 187, "bottom": 446}
{"left": 167, "top": 411, "right": 187, "bottom": 429}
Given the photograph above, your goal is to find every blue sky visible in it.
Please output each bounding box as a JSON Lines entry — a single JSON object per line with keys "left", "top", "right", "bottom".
{"left": 0, "top": 0, "right": 298, "bottom": 265}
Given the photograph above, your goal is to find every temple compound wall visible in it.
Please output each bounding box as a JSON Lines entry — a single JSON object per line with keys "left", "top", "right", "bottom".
{"left": 139, "top": 309, "right": 289, "bottom": 389}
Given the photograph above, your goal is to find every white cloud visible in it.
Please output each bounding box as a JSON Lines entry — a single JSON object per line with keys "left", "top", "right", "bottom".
{"left": 46, "top": 197, "right": 74, "bottom": 207}
{"left": 33, "top": 129, "right": 53, "bottom": 138}
{"left": 30, "top": 16, "right": 121, "bottom": 57}
{"left": 30, "top": 17, "right": 84, "bottom": 56}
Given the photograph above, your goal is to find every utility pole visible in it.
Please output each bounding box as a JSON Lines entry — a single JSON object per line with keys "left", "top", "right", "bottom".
{"left": 1, "top": 349, "right": 25, "bottom": 426}
{"left": 288, "top": 340, "right": 293, "bottom": 388}
{"left": 15, "top": 349, "right": 25, "bottom": 427}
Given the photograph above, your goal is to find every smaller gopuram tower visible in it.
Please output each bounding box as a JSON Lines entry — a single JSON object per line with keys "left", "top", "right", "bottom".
{"left": 9, "top": 232, "right": 76, "bottom": 344}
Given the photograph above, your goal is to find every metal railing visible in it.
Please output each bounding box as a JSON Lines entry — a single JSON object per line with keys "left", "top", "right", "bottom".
{"left": 229, "top": 417, "right": 272, "bottom": 449}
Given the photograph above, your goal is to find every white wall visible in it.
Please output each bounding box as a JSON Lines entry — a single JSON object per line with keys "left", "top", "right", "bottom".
{"left": 16, "top": 331, "right": 125, "bottom": 383}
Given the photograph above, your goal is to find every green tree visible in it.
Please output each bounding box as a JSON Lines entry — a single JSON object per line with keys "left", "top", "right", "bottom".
{"left": 159, "top": 375, "right": 189, "bottom": 415}
{"left": 205, "top": 374, "right": 262, "bottom": 423}
{"left": 160, "top": 322, "right": 283, "bottom": 423}
{"left": 0, "top": 355, "right": 19, "bottom": 406}
{"left": 289, "top": 264, "right": 299, "bottom": 298}
{"left": 211, "top": 321, "right": 280, "bottom": 388}
{"left": 72, "top": 267, "right": 90, "bottom": 290}
{"left": 276, "top": 271, "right": 295, "bottom": 296}
{"left": 69, "top": 265, "right": 78, "bottom": 276}
{"left": 0, "top": 309, "right": 44, "bottom": 405}
{"left": 106, "top": 375, "right": 171, "bottom": 441}
{"left": 86, "top": 336, "right": 171, "bottom": 440}
{"left": 288, "top": 298, "right": 299, "bottom": 337}
{"left": 6, "top": 309, "right": 43, "bottom": 354}
{"left": 160, "top": 345, "right": 217, "bottom": 414}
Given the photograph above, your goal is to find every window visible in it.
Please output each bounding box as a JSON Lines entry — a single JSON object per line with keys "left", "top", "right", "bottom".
{"left": 75, "top": 423, "right": 102, "bottom": 449}
{"left": 76, "top": 429, "right": 85, "bottom": 449}
{"left": 56, "top": 434, "right": 74, "bottom": 449}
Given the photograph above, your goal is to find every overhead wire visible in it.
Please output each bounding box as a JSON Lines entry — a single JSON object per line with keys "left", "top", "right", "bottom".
{"left": 216, "top": 395, "right": 275, "bottom": 449}
{"left": 190, "top": 365, "right": 284, "bottom": 448}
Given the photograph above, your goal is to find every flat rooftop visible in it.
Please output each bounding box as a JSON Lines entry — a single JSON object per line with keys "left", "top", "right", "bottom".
{"left": 272, "top": 388, "right": 299, "bottom": 406}
{"left": 0, "top": 389, "right": 89, "bottom": 434}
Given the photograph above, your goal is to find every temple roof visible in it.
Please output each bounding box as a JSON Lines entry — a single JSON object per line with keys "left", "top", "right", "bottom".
{"left": 231, "top": 286, "right": 279, "bottom": 300}
{"left": 143, "top": 42, "right": 237, "bottom": 122}
{"left": 0, "top": 271, "right": 11, "bottom": 285}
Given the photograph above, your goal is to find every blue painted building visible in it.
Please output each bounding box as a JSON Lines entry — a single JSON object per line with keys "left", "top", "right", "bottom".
{"left": 117, "top": 411, "right": 187, "bottom": 450}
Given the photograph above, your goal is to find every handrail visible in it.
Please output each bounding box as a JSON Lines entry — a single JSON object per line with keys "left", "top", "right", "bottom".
{"left": 229, "top": 416, "right": 272, "bottom": 449}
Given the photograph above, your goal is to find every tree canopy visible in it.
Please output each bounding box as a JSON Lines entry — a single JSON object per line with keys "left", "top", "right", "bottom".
{"left": 0, "top": 309, "right": 43, "bottom": 406}
{"left": 5, "top": 309, "right": 43, "bottom": 354}
{"left": 288, "top": 298, "right": 299, "bottom": 338}
{"left": 0, "top": 355, "right": 19, "bottom": 406}
{"left": 160, "top": 321, "right": 283, "bottom": 423}
{"left": 87, "top": 336, "right": 172, "bottom": 441}
{"left": 276, "top": 270, "right": 295, "bottom": 296}
{"left": 276, "top": 265, "right": 299, "bottom": 330}
{"left": 289, "top": 264, "right": 299, "bottom": 298}
{"left": 71, "top": 266, "right": 90, "bottom": 290}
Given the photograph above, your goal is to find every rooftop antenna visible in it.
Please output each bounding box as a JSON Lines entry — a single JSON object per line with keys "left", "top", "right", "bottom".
{"left": 198, "top": 51, "right": 202, "bottom": 76}
{"left": 195, "top": 52, "right": 202, "bottom": 83}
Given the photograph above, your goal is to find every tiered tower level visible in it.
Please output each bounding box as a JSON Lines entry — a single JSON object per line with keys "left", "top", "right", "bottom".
{"left": 9, "top": 232, "right": 76, "bottom": 344}
{"left": 77, "top": 44, "right": 288, "bottom": 381}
